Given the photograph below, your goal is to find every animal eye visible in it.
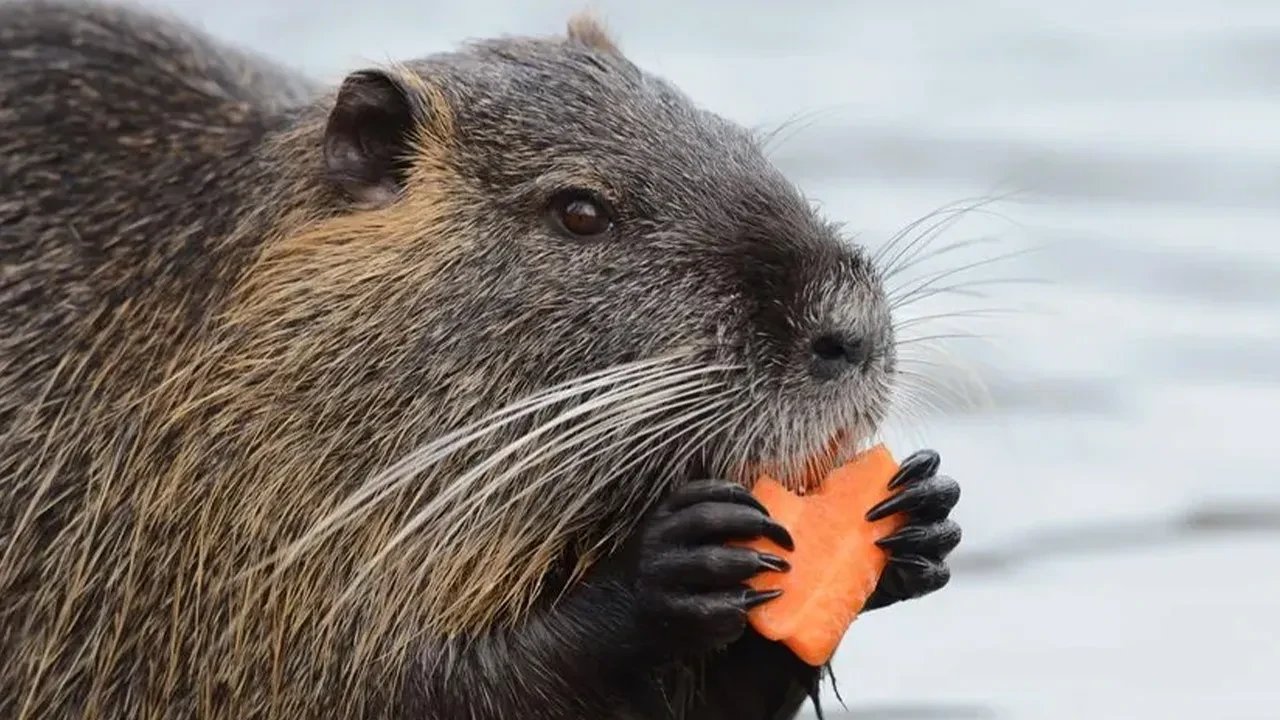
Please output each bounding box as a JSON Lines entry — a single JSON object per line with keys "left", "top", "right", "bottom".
{"left": 548, "top": 189, "right": 614, "bottom": 237}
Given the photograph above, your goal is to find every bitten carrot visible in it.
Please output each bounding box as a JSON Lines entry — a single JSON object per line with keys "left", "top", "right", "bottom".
{"left": 739, "top": 444, "right": 903, "bottom": 666}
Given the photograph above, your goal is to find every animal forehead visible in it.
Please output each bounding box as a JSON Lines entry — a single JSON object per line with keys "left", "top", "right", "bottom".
{"left": 420, "top": 40, "right": 801, "bottom": 213}
{"left": 433, "top": 39, "right": 762, "bottom": 161}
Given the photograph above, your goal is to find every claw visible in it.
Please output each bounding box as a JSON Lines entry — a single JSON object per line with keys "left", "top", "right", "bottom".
{"left": 743, "top": 588, "right": 783, "bottom": 609}
{"left": 887, "top": 555, "right": 952, "bottom": 596}
{"left": 875, "top": 519, "right": 962, "bottom": 558}
{"left": 888, "top": 448, "right": 940, "bottom": 489}
{"left": 760, "top": 518, "right": 796, "bottom": 552}
{"left": 756, "top": 552, "right": 791, "bottom": 573}
{"left": 890, "top": 554, "right": 934, "bottom": 572}
{"left": 875, "top": 525, "right": 927, "bottom": 549}
{"left": 866, "top": 473, "right": 960, "bottom": 522}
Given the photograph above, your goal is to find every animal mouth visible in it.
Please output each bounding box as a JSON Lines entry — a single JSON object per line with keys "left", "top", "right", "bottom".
{"left": 717, "top": 427, "right": 869, "bottom": 495}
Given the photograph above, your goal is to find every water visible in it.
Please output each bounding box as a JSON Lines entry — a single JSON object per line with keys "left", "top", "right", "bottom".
{"left": 147, "top": 1, "right": 1280, "bottom": 717}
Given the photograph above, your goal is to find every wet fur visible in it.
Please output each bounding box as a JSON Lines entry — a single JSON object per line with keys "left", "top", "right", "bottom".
{"left": 0, "top": 2, "right": 947, "bottom": 719}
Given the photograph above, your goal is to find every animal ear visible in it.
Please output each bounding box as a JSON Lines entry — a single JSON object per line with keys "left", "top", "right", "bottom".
{"left": 324, "top": 68, "right": 418, "bottom": 208}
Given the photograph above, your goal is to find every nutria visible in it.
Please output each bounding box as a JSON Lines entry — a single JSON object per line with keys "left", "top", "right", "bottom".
{"left": 0, "top": 1, "right": 963, "bottom": 718}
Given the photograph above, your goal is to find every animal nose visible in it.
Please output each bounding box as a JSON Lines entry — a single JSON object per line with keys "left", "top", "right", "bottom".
{"left": 808, "top": 331, "right": 870, "bottom": 381}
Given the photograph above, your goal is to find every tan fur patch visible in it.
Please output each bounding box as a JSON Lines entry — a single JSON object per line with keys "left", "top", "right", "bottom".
{"left": 217, "top": 114, "right": 566, "bottom": 649}
{"left": 566, "top": 10, "right": 621, "bottom": 56}
{"left": 386, "top": 62, "right": 457, "bottom": 146}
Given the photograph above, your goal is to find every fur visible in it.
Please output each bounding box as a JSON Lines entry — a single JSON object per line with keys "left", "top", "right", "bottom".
{"left": 0, "top": 2, "right": 907, "bottom": 718}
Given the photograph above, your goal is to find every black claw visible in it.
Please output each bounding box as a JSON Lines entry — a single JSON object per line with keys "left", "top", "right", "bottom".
{"left": 865, "top": 492, "right": 907, "bottom": 522}
{"left": 904, "top": 558, "right": 951, "bottom": 595}
{"left": 875, "top": 519, "right": 962, "bottom": 559}
{"left": 757, "top": 552, "right": 791, "bottom": 573}
{"left": 887, "top": 554, "right": 951, "bottom": 594}
{"left": 743, "top": 588, "right": 783, "bottom": 609}
{"left": 875, "top": 526, "right": 927, "bottom": 551}
{"left": 890, "top": 554, "right": 934, "bottom": 572}
{"left": 888, "top": 448, "right": 941, "bottom": 489}
{"left": 866, "top": 474, "right": 960, "bottom": 522}
{"left": 761, "top": 519, "right": 796, "bottom": 552}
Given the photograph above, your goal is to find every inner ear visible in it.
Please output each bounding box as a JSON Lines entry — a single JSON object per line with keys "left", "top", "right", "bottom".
{"left": 324, "top": 69, "right": 417, "bottom": 208}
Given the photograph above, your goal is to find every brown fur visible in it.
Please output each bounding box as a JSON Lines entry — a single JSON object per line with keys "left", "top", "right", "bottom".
{"left": 0, "top": 36, "right": 502, "bottom": 717}
{"left": 566, "top": 11, "right": 622, "bottom": 56}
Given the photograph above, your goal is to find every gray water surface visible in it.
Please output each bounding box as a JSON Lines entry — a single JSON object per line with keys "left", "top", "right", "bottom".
{"left": 145, "top": 1, "right": 1280, "bottom": 717}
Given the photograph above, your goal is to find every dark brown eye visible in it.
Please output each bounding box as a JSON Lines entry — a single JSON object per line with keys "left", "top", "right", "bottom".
{"left": 548, "top": 190, "right": 614, "bottom": 237}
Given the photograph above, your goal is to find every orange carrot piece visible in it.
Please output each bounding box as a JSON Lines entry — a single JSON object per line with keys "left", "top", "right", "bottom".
{"left": 740, "top": 444, "right": 903, "bottom": 666}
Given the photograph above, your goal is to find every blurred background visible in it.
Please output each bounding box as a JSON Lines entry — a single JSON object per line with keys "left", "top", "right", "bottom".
{"left": 149, "top": 0, "right": 1280, "bottom": 717}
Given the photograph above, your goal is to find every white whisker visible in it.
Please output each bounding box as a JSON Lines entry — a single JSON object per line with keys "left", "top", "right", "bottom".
{"left": 492, "top": 390, "right": 739, "bottom": 587}
{"left": 893, "top": 307, "right": 1020, "bottom": 332}
{"left": 872, "top": 192, "right": 1020, "bottom": 280}
{"left": 888, "top": 246, "right": 1043, "bottom": 307}
{"left": 322, "top": 367, "right": 734, "bottom": 615}
{"left": 892, "top": 277, "right": 1048, "bottom": 311}
{"left": 421, "top": 376, "right": 728, "bottom": 553}
{"left": 879, "top": 202, "right": 1000, "bottom": 281}
{"left": 263, "top": 357, "right": 705, "bottom": 573}
{"left": 884, "top": 234, "right": 1008, "bottom": 281}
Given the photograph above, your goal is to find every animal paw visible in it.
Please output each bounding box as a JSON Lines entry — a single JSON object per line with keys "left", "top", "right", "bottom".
{"left": 862, "top": 449, "right": 961, "bottom": 611}
{"left": 632, "top": 479, "right": 794, "bottom": 655}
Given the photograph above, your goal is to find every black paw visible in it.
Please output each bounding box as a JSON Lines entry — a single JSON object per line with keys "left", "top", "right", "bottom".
{"left": 632, "top": 479, "right": 793, "bottom": 655}
{"left": 862, "top": 449, "right": 961, "bottom": 611}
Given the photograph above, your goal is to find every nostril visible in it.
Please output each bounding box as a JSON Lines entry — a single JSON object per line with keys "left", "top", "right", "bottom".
{"left": 809, "top": 332, "right": 869, "bottom": 380}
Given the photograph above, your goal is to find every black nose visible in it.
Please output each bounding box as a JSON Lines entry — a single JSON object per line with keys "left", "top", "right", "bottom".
{"left": 809, "top": 331, "right": 870, "bottom": 381}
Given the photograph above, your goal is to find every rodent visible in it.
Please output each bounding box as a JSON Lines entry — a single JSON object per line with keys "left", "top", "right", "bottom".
{"left": 0, "top": 2, "right": 963, "bottom": 719}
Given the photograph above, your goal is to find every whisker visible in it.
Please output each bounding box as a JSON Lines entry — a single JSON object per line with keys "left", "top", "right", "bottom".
{"left": 720, "top": 391, "right": 771, "bottom": 481}
{"left": 755, "top": 107, "right": 838, "bottom": 156}
{"left": 895, "top": 333, "right": 986, "bottom": 346}
{"left": 884, "top": 234, "right": 1009, "bottom": 282}
{"left": 883, "top": 392, "right": 934, "bottom": 450}
{"left": 343, "top": 385, "right": 726, "bottom": 632}
{"left": 888, "top": 245, "right": 1043, "bottom": 307}
{"left": 886, "top": 198, "right": 1029, "bottom": 278}
{"left": 871, "top": 195, "right": 992, "bottom": 268}
{"left": 892, "top": 277, "right": 1050, "bottom": 311}
{"left": 259, "top": 357, "right": 716, "bottom": 576}
{"left": 893, "top": 307, "right": 1021, "bottom": 332}
{"left": 895, "top": 372, "right": 966, "bottom": 417}
{"left": 872, "top": 192, "right": 1019, "bottom": 276}
{"left": 544, "top": 389, "right": 736, "bottom": 501}
{"left": 668, "top": 387, "right": 752, "bottom": 484}
{"left": 492, "top": 390, "right": 738, "bottom": 589}
{"left": 422, "top": 377, "right": 729, "bottom": 554}
{"left": 446, "top": 390, "right": 740, "bottom": 625}
{"left": 879, "top": 202, "right": 1008, "bottom": 282}
{"left": 564, "top": 398, "right": 737, "bottom": 576}
{"left": 895, "top": 356, "right": 972, "bottom": 369}
{"left": 324, "top": 371, "right": 729, "bottom": 616}
{"left": 420, "top": 383, "right": 728, "bottom": 590}
{"left": 895, "top": 339, "right": 996, "bottom": 415}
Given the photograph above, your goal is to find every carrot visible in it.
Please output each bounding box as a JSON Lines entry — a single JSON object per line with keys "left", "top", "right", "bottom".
{"left": 739, "top": 444, "right": 903, "bottom": 666}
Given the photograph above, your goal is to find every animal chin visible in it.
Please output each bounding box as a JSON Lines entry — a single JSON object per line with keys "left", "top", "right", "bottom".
{"left": 766, "top": 428, "right": 867, "bottom": 494}
{"left": 714, "top": 426, "right": 869, "bottom": 495}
